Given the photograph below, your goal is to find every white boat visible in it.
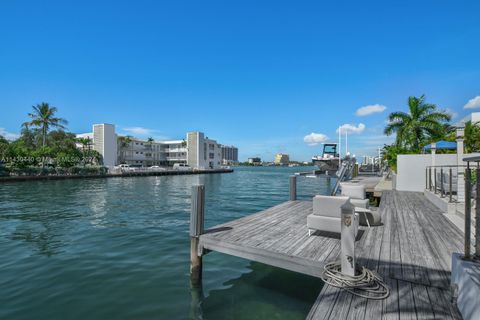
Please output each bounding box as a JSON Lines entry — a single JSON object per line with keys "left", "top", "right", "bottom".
{"left": 312, "top": 143, "right": 340, "bottom": 173}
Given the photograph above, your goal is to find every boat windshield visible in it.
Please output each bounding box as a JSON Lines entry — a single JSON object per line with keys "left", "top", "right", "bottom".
{"left": 323, "top": 144, "right": 337, "bottom": 156}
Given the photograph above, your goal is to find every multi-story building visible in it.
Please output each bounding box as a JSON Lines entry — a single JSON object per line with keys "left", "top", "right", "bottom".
{"left": 274, "top": 153, "right": 289, "bottom": 165}
{"left": 221, "top": 145, "right": 238, "bottom": 165}
{"left": 117, "top": 137, "right": 187, "bottom": 167}
{"left": 77, "top": 124, "right": 234, "bottom": 169}
{"left": 76, "top": 124, "right": 117, "bottom": 167}
{"left": 248, "top": 157, "right": 262, "bottom": 165}
{"left": 187, "top": 132, "right": 222, "bottom": 169}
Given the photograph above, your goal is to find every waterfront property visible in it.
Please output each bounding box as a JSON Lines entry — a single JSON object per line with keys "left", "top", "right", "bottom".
{"left": 193, "top": 176, "right": 463, "bottom": 319}
{"left": 247, "top": 157, "right": 262, "bottom": 165}
{"left": 274, "top": 153, "right": 290, "bottom": 165}
{"left": 221, "top": 145, "right": 239, "bottom": 165}
{"left": 76, "top": 124, "right": 238, "bottom": 169}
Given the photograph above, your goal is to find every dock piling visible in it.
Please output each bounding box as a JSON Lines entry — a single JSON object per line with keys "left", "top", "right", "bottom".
{"left": 190, "top": 185, "right": 205, "bottom": 286}
{"left": 289, "top": 176, "right": 297, "bottom": 201}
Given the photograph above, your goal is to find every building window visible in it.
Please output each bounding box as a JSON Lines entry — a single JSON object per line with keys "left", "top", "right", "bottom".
{"left": 209, "top": 153, "right": 214, "bottom": 159}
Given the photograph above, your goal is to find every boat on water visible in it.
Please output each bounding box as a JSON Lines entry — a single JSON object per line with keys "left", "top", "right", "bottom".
{"left": 312, "top": 143, "right": 340, "bottom": 173}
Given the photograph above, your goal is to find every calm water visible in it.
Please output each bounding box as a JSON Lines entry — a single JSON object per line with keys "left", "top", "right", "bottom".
{"left": 0, "top": 166, "right": 334, "bottom": 320}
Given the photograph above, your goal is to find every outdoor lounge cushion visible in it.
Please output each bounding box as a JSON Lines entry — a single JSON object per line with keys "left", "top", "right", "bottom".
{"left": 313, "top": 195, "right": 350, "bottom": 218}
{"left": 350, "top": 198, "right": 369, "bottom": 209}
{"left": 340, "top": 183, "right": 366, "bottom": 200}
{"left": 309, "top": 195, "right": 359, "bottom": 235}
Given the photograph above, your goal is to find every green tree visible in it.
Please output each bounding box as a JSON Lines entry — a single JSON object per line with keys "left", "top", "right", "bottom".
{"left": 23, "top": 103, "right": 68, "bottom": 146}
{"left": 384, "top": 95, "right": 451, "bottom": 152}
{"left": 464, "top": 121, "right": 480, "bottom": 153}
{"left": 118, "top": 136, "right": 132, "bottom": 164}
{"left": 0, "top": 135, "right": 9, "bottom": 159}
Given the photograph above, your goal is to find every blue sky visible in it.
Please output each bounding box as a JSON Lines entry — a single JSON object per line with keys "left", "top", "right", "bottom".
{"left": 1, "top": 1, "right": 480, "bottom": 161}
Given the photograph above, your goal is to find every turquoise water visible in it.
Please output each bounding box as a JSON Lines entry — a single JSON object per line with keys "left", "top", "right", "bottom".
{"left": 0, "top": 167, "right": 333, "bottom": 320}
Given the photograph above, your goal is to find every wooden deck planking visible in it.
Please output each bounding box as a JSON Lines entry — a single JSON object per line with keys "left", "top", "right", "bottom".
{"left": 199, "top": 190, "right": 463, "bottom": 319}
{"left": 308, "top": 191, "right": 462, "bottom": 320}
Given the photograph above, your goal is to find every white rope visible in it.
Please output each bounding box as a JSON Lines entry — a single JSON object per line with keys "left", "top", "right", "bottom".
{"left": 321, "top": 261, "right": 390, "bottom": 300}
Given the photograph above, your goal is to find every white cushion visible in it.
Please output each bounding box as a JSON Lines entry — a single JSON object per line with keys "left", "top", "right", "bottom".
{"left": 350, "top": 198, "right": 369, "bottom": 209}
{"left": 313, "top": 195, "right": 349, "bottom": 218}
{"left": 340, "top": 183, "right": 366, "bottom": 200}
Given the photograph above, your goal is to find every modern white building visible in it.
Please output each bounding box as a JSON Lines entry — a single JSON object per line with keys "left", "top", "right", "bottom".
{"left": 186, "top": 132, "right": 222, "bottom": 169}
{"left": 77, "top": 124, "right": 234, "bottom": 169}
{"left": 76, "top": 124, "right": 117, "bottom": 167}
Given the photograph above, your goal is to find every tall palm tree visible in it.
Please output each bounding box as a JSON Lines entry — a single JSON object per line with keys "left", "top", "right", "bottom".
{"left": 23, "top": 103, "right": 68, "bottom": 146}
{"left": 118, "top": 136, "right": 132, "bottom": 164}
{"left": 384, "top": 95, "right": 451, "bottom": 152}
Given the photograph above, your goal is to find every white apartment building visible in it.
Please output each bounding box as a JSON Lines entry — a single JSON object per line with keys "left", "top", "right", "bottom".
{"left": 186, "top": 132, "right": 222, "bottom": 169}
{"left": 77, "top": 124, "right": 234, "bottom": 169}
{"left": 76, "top": 124, "right": 117, "bottom": 167}
{"left": 117, "top": 138, "right": 187, "bottom": 167}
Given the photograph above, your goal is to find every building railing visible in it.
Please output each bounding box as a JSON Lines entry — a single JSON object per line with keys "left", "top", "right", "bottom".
{"left": 425, "top": 165, "right": 471, "bottom": 203}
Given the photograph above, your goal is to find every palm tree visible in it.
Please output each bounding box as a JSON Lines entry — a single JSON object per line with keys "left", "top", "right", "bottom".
{"left": 118, "top": 136, "right": 132, "bottom": 164}
{"left": 23, "top": 103, "right": 68, "bottom": 146}
{"left": 384, "top": 95, "right": 451, "bottom": 152}
{"left": 77, "top": 137, "right": 93, "bottom": 165}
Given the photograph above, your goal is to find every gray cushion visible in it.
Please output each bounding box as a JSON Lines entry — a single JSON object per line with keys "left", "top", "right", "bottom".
{"left": 340, "top": 183, "right": 366, "bottom": 200}
{"left": 312, "top": 195, "right": 349, "bottom": 218}
{"left": 350, "top": 198, "right": 369, "bottom": 209}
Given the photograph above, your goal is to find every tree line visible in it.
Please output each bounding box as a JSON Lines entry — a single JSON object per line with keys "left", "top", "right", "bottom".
{"left": 0, "top": 103, "right": 104, "bottom": 176}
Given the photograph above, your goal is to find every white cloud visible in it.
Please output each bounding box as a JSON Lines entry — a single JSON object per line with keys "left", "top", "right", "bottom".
{"left": 0, "top": 128, "right": 20, "bottom": 141}
{"left": 445, "top": 108, "right": 458, "bottom": 119}
{"left": 336, "top": 123, "right": 366, "bottom": 134}
{"left": 303, "top": 132, "right": 328, "bottom": 146}
{"left": 355, "top": 104, "right": 387, "bottom": 116}
{"left": 464, "top": 96, "right": 480, "bottom": 109}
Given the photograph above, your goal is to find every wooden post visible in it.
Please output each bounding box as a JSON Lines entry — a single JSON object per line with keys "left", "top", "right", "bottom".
{"left": 476, "top": 167, "right": 480, "bottom": 258}
{"left": 190, "top": 185, "right": 205, "bottom": 286}
{"left": 465, "top": 165, "right": 471, "bottom": 259}
{"left": 434, "top": 168, "right": 437, "bottom": 194}
{"left": 289, "top": 175, "right": 297, "bottom": 201}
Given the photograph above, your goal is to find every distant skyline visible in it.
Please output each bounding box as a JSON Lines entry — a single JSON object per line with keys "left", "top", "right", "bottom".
{"left": 1, "top": 1, "right": 480, "bottom": 161}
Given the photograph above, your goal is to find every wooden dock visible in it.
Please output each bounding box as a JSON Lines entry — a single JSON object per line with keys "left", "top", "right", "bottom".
{"left": 199, "top": 191, "right": 463, "bottom": 319}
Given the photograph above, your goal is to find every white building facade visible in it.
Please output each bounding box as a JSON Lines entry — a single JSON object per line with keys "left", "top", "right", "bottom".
{"left": 78, "top": 124, "right": 234, "bottom": 169}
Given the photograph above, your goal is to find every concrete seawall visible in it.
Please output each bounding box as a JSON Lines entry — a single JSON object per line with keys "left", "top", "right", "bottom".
{"left": 0, "top": 168, "right": 234, "bottom": 183}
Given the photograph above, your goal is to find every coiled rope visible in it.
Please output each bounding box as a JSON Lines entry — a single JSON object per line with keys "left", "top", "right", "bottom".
{"left": 321, "top": 261, "right": 390, "bottom": 299}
